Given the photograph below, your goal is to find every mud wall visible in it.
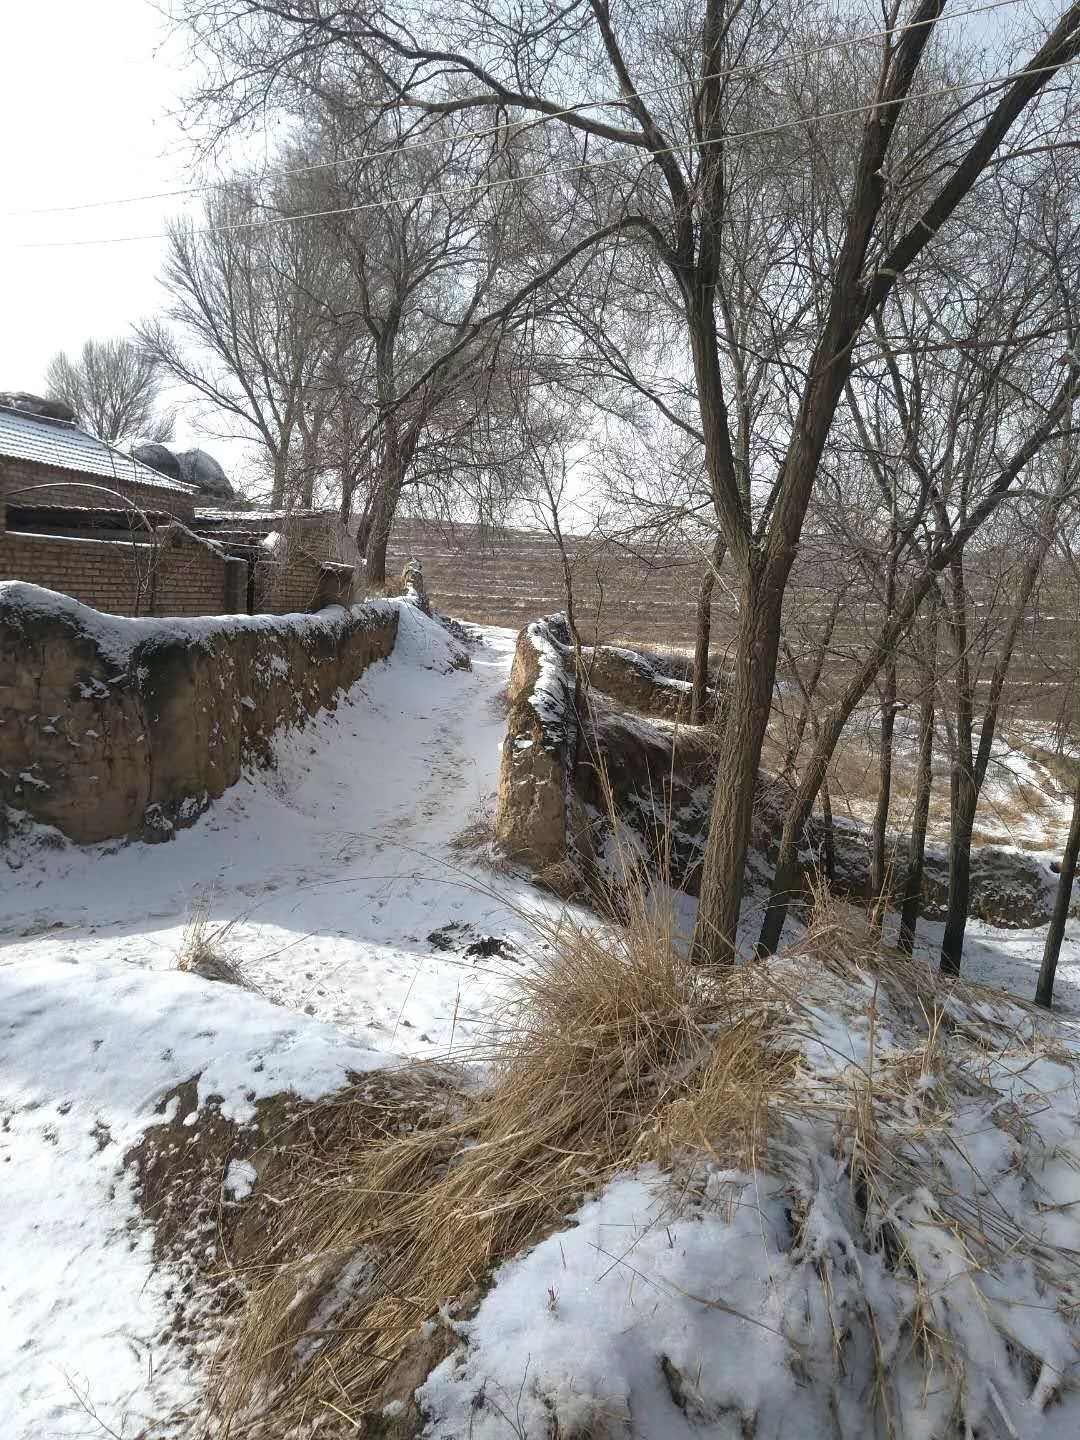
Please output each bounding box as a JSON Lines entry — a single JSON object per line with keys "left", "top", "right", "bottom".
{"left": 495, "top": 615, "right": 1060, "bottom": 927}
{"left": 494, "top": 618, "right": 582, "bottom": 874}
{"left": 494, "top": 617, "right": 714, "bottom": 889}
{"left": 0, "top": 582, "right": 398, "bottom": 844}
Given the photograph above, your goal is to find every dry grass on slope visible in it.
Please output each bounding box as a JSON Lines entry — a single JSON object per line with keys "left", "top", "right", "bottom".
{"left": 214, "top": 892, "right": 790, "bottom": 1434}
{"left": 207, "top": 898, "right": 1080, "bottom": 1439}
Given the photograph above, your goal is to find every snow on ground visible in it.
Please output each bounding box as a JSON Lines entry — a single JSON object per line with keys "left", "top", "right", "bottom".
{"left": 914, "top": 911, "right": 1080, "bottom": 1015}
{"left": 421, "top": 965, "right": 1080, "bottom": 1440}
{"left": 1, "top": 960, "right": 387, "bottom": 1438}
{"left": 800, "top": 703, "right": 1077, "bottom": 853}
{"left": 0, "top": 603, "right": 558, "bottom": 1440}
{"left": 3, "top": 598, "right": 1079, "bottom": 1437}
{"left": 1, "top": 606, "right": 549, "bottom": 1059}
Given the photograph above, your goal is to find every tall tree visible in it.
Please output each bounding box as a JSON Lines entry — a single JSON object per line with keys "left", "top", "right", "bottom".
{"left": 45, "top": 337, "right": 172, "bottom": 444}
{"left": 140, "top": 179, "right": 336, "bottom": 507}
{"left": 1036, "top": 769, "right": 1080, "bottom": 1007}
{"left": 176, "top": 0, "right": 1080, "bottom": 958}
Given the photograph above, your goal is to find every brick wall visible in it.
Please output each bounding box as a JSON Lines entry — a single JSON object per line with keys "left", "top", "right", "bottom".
{"left": 153, "top": 530, "right": 231, "bottom": 616}
{"left": 0, "top": 532, "right": 152, "bottom": 614}
{"left": 255, "top": 552, "right": 328, "bottom": 614}
{"left": 0, "top": 457, "right": 196, "bottom": 522}
{"left": 0, "top": 528, "right": 229, "bottom": 617}
{"left": 0, "top": 468, "right": 356, "bottom": 620}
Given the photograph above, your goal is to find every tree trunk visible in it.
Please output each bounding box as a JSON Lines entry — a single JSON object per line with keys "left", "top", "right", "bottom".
{"left": 691, "top": 535, "right": 725, "bottom": 725}
{"left": 364, "top": 422, "right": 416, "bottom": 587}
{"left": 939, "top": 769, "right": 978, "bottom": 977}
{"left": 692, "top": 563, "right": 784, "bottom": 966}
{"left": 869, "top": 657, "right": 897, "bottom": 933}
{"left": 819, "top": 772, "right": 836, "bottom": 885}
{"left": 270, "top": 450, "right": 288, "bottom": 508}
{"left": 758, "top": 596, "right": 933, "bottom": 957}
{"left": 869, "top": 541, "right": 898, "bottom": 932}
{"left": 756, "top": 377, "right": 1080, "bottom": 958}
{"left": 1035, "top": 770, "right": 1080, "bottom": 1007}
{"left": 898, "top": 607, "right": 938, "bottom": 954}
{"left": 364, "top": 488, "right": 398, "bottom": 586}
{"left": 939, "top": 555, "right": 976, "bottom": 978}
{"left": 780, "top": 586, "right": 846, "bottom": 778}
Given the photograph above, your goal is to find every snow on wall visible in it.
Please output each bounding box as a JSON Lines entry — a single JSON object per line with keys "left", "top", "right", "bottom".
{"left": 0, "top": 582, "right": 399, "bottom": 843}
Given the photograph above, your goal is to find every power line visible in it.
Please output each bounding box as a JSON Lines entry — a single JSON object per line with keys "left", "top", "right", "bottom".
{"left": 1, "top": 0, "right": 1048, "bottom": 220}
{"left": 10, "top": 53, "right": 1079, "bottom": 251}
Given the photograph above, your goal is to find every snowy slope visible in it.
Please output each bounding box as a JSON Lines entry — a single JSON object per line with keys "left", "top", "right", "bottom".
{"left": 3, "top": 599, "right": 1080, "bottom": 1437}
{"left": 1, "top": 960, "right": 387, "bottom": 1438}
{"left": 421, "top": 967, "right": 1080, "bottom": 1440}
{"left": 0, "top": 604, "right": 557, "bottom": 1440}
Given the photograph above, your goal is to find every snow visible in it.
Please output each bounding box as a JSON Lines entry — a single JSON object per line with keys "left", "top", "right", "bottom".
{"left": 421, "top": 1168, "right": 810, "bottom": 1438}
{"left": 0, "top": 579, "right": 395, "bottom": 666}
{"left": 521, "top": 616, "right": 576, "bottom": 736}
{"left": 0, "top": 957, "right": 388, "bottom": 1436}
{"left": 421, "top": 965, "right": 1080, "bottom": 1440}
{"left": 0, "top": 602, "right": 559, "bottom": 1439}
{"left": 223, "top": 1158, "right": 257, "bottom": 1201}
{"left": 3, "top": 594, "right": 1080, "bottom": 1437}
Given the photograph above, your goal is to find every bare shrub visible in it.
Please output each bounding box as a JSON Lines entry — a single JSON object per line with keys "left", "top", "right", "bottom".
{"left": 176, "top": 896, "right": 250, "bottom": 988}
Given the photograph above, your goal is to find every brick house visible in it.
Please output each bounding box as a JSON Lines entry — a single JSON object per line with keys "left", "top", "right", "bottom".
{"left": 0, "top": 398, "right": 357, "bottom": 617}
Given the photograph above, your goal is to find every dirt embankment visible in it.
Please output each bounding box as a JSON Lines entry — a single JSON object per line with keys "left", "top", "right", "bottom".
{"left": 494, "top": 616, "right": 716, "bottom": 892}
{"left": 495, "top": 615, "right": 1061, "bottom": 926}
{"left": 0, "top": 583, "right": 399, "bottom": 844}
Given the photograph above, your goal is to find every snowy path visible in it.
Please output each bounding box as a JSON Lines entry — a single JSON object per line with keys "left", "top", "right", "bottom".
{"left": 0, "top": 609, "right": 542, "bottom": 1058}
{"left": 0, "top": 606, "right": 550, "bottom": 1439}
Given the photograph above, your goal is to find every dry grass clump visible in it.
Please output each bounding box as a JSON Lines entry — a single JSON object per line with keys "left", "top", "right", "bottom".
{"left": 207, "top": 891, "right": 1080, "bottom": 1439}
{"left": 214, "top": 893, "right": 763, "bottom": 1434}
{"left": 176, "top": 895, "right": 252, "bottom": 988}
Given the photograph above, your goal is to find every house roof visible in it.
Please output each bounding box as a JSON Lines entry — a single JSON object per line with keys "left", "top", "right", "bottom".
{"left": 0, "top": 406, "right": 198, "bottom": 497}
{"left": 194, "top": 507, "right": 331, "bottom": 524}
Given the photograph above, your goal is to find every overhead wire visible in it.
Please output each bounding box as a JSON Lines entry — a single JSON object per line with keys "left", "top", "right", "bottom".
{"left": 8, "top": 12, "right": 1079, "bottom": 250}
{"left": 2, "top": 0, "right": 1038, "bottom": 218}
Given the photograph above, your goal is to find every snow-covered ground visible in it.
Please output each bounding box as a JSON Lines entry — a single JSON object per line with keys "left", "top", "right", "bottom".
{"left": 813, "top": 703, "right": 1078, "bottom": 853}
{"left": 421, "top": 966, "right": 1080, "bottom": 1440}
{"left": 3, "top": 600, "right": 1079, "bottom": 1438}
{"left": 0, "top": 604, "right": 561, "bottom": 1439}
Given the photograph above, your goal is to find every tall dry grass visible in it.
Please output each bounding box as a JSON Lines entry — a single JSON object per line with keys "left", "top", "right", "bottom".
{"left": 208, "top": 882, "right": 1079, "bottom": 1440}
{"left": 213, "top": 882, "right": 797, "bottom": 1434}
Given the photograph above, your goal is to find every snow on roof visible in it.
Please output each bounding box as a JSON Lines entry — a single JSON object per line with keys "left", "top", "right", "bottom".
{"left": 194, "top": 507, "right": 332, "bottom": 523}
{"left": 0, "top": 407, "right": 198, "bottom": 496}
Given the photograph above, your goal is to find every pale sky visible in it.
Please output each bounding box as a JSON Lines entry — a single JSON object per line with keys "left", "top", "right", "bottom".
{"left": 0, "top": 0, "right": 250, "bottom": 465}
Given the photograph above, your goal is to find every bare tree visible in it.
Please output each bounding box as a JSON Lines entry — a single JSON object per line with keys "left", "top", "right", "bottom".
{"left": 1035, "top": 769, "right": 1080, "bottom": 1007}
{"left": 45, "top": 338, "right": 173, "bottom": 444}
{"left": 140, "top": 180, "right": 336, "bottom": 506}
{"left": 897, "top": 594, "right": 939, "bottom": 954}
{"left": 299, "top": 101, "right": 558, "bottom": 583}
{"left": 757, "top": 352, "right": 1080, "bottom": 957}
{"left": 174, "top": 0, "right": 1080, "bottom": 961}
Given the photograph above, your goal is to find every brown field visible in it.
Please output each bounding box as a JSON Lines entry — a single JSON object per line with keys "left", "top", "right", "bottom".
{"left": 389, "top": 518, "right": 1077, "bottom": 738}
{"left": 388, "top": 517, "right": 707, "bottom": 646}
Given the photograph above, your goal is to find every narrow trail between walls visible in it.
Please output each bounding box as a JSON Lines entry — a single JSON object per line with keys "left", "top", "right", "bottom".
{"left": 0, "top": 608, "right": 550, "bottom": 1057}
{"left": 0, "top": 606, "right": 566, "bottom": 1440}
